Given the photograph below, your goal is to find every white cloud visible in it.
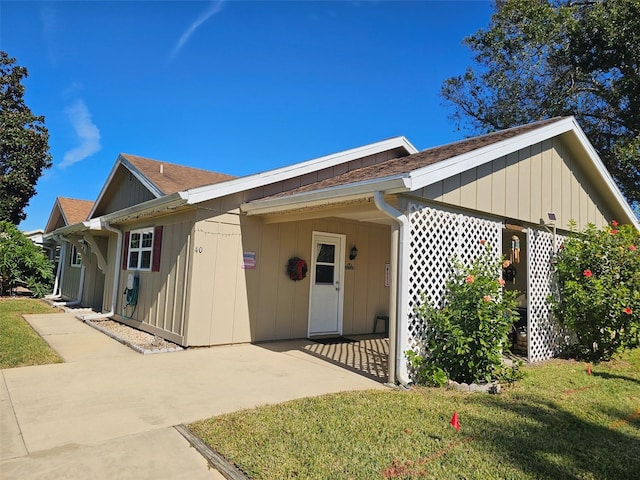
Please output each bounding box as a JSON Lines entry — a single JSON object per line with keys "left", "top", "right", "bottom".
{"left": 169, "top": 0, "right": 225, "bottom": 61}
{"left": 60, "top": 100, "right": 101, "bottom": 168}
{"left": 40, "top": 3, "right": 59, "bottom": 66}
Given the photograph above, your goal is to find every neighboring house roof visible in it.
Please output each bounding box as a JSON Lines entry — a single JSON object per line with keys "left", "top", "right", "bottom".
{"left": 44, "top": 197, "right": 94, "bottom": 233}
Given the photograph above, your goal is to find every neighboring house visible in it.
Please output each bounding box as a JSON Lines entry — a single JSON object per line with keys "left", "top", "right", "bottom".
{"left": 44, "top": 117, "right": 639, "bottom": 385}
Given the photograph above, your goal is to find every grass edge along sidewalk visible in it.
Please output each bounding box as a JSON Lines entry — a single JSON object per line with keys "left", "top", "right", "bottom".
{"left": 0, "top": 298, "right": 62, "bottom": 369}
{"left": 189, "top": 349, "right": 640, "bottom": 480}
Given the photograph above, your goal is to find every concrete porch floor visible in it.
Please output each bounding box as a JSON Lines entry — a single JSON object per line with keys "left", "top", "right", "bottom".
{"left": 300, "top": 335, "right": 390, "bottom": 383}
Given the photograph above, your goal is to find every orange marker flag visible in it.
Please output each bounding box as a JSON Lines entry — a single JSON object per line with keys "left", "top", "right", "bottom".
{"left": 450, "top": 412, "right": 460, "bottom": 431}
{"left": 586, "top": 363, "right": 592, "bottom": 375}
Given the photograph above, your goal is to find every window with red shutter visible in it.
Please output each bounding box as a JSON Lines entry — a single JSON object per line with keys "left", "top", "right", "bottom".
{"left": 124, "top": 226, "right": 162, "bottom": 271}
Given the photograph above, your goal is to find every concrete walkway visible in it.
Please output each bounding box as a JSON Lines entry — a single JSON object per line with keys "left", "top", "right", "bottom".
{"left": 0, "top": 313, "right": 385, "bottom": 479}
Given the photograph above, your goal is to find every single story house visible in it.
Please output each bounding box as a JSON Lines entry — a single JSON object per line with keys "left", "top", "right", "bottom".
{"left": 44, "top": 117, "right": 639, "bottom": 385}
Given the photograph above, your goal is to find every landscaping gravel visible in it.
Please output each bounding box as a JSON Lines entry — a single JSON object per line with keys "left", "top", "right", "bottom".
{"left": 86, "top": 318, "right": 183, "bottom": 354}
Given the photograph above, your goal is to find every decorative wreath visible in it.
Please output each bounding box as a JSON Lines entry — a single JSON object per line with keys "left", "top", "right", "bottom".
{"left": 287, "top": 257, "right": 308, "bottom": 281}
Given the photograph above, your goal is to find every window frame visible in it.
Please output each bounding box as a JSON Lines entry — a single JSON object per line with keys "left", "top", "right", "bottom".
{"left": 127, "top": 228, "right": 155, "bottom": 271}
{"left": 70, "top": 244, "right": 82, "bottom": 268}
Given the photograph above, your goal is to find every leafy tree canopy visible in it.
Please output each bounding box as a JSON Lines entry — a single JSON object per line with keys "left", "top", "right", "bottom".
{"left": 442, "top": 0, "right": 640, "bottom": 205}
{"left": 0, "top": 51, "right": 52, "bottom": 224}
{"left": 0, "top": 221, "right": 54, "bottom": 298}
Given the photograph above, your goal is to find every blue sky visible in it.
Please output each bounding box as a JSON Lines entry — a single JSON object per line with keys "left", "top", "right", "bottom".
{"left": 2, "top": 0, "right": 494, "bottom": 231}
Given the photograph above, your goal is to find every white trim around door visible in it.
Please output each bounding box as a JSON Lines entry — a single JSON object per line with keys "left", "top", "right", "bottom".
{"left": 308, "top": 231, "right": 346, "bottom": 337}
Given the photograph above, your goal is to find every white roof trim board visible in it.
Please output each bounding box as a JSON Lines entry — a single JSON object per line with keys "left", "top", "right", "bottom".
{"left": 241, "top": 175, "right": 411, "bottom": 216}
{"left": 52, "top": 118, "right": 638, "bottom": 236}
{"left": 408, "top": 118, "right": 576, "bottom": 189}
{"left": 88, "top": 154, "right": 164, "bottom": 219}
{"left": 241, "top": 116, "right": 639, "bottom": 229}
{"left": 183, "top": 136, "right": 418, "bottom": 205}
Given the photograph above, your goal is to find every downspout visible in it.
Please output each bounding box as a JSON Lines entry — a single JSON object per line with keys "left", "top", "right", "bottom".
{"left": 373, "top": 191, "right": 412, "bottom": 387}
{"left": 53, "top": 236, "right": 85, "bottom": 307}
{"left": 79, "top": 221, "right": 122, "bottom": 321}
{"left": 46, "top": 235, "right": 66, "bottom": 299}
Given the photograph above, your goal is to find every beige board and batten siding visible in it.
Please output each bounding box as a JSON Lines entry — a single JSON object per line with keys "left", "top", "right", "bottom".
{"left": 60, "top": 242, "right": 81, "bottom": 299}
{"left": 114, "top": 210, "right": 196, "bottom": 345}
{"left": 80, "top": 236, "right": 108, "bottom": 311}
{"left": 92, "top": 165, "right": 156, "bottom": 217}
{"left": 417, "top": 135, "right": 612, "bottom": 230}
{"left": 186, "top": 198, "right": 391, "bottom": 346}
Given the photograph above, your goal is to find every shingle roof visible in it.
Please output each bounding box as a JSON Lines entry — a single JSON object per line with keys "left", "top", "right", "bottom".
{"left": 259, "top": 117, "right": 566, "bottom": 199}
{"left": 120, "top": 154, "right": 236, "bottom": 195}
{"left": 58, "top": 197, "right": 94, "bottom": 224}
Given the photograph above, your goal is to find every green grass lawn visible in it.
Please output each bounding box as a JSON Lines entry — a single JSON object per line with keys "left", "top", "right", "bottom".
{"left": 190, "top": 349, "right": 640, "bottom": 480}
{"left": 0, "top": 298, "right": 62, "bottom": 368}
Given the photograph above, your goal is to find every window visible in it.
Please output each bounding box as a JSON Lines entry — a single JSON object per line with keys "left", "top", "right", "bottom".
{"left": 314, "top": 243, "right": 335, "bottom": 285}
{"left": 122, "top": 226, "right": 163, "bottom": 272}
{"left": 70, "top": 244, "right": 82, "bottom": 267}
{"left": 127, "top": 228, "right": 154, "bottom": 270}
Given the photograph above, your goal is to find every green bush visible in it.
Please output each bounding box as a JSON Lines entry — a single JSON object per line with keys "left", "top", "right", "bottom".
{"left": 551, "top": 221, "right": 640, "bottom": 362}
{"left": 0, "top": 221, "right": 54, "bottom": 297}
{"left": 408, "top": 244, "right": 521, "bottom": 385}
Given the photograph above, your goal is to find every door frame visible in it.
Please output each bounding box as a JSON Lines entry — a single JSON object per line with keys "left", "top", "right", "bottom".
{"left": 307, "top": 231, "right": 346, "bottom": 337}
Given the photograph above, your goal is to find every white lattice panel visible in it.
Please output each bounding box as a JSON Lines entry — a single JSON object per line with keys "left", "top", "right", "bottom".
{"left": 527, "top": 228, "right": 567, "bottom": 362}
{"left": 407, "top": 202, "right": 502, "bottom": 349}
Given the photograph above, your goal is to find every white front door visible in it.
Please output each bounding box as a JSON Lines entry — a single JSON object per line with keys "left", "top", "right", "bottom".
{"left": 308, "top": 232, "right": 345, "bottom": 337}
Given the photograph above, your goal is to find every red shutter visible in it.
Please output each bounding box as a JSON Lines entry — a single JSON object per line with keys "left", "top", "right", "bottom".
{"left": 122, "top": 231, "right": 130, "bottom": 270}
{"left": 152, "top": 226, "right": 163, "bottom": 272}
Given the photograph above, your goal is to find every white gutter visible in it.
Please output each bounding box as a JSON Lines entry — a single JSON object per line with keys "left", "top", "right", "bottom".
{"left": 373, "top": 191, "right": 412, "bottom": 387}
{"left": 241, "top": 176, "right": 410, "bottom": 216}
{"left": 186, "top": 136, "right": 418, "bottom": 205}
{"left": 78, "top": 221, "right": 123, "bottom": 321}
{"left": 101, "top": 192, "right": 188, "bottom": 224}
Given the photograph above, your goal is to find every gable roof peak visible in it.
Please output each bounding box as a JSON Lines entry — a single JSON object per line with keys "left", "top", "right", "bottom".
{"left": 118, "top": 153, "right": 236, "bottom": 196}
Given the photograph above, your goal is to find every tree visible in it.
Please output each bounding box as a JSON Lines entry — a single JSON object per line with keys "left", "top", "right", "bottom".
{"left": 441, "top": 0, "right": 640, "bottom": 205}
{"left": 0, "top": 221, "right": 54, "bottom": 297}
{"left": 0, "top": 51, "right": 52, "bottom": 224}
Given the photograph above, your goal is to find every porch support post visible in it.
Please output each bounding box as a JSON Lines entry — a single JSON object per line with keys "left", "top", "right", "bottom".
{"left": 387, "top": 223, "right": 399, "bottom": 385}
{"left": 373, "top": 191, "right": 412, "bottom": 387}
{"left": 79, "top": 221, "right": 123, "bottom": 321}
{"left": 46, "top": 235, "right": 66, "bottom": 299}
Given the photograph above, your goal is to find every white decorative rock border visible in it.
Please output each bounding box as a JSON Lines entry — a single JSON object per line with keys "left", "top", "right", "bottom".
{"left": 447, "top": 379, "right": 501, "bottom": 394}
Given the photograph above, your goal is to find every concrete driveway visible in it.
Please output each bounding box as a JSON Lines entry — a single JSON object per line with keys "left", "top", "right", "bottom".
{"left": 0, "top": 313, "right": 385, "bottom": 479}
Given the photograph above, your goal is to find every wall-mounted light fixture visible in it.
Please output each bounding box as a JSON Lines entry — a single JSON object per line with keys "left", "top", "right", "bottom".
{"left": 541, "top": 212, "right": 558, "bottom": 254}
{"left": 349, "top": 245, "right": 359, "bottom": 260}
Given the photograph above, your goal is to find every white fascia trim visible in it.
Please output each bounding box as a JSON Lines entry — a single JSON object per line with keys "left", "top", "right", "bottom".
{"left": 100, "top": 192, "right": 188, "bottom": 224}
{"left": 45, "top": 221, "right": 91, "bottom": 238}
{"left": 567, "top": 118, "right": 640, "bottom": 229}
{"left": 118, "top": 155, "right": 165, "bottom": 198}
{"left": 88, "top": 154, "right": 164, "bottom": 219}
{"left": 410, "top": 117, "right": 576, "bottom": 190}
{"left": 185, "top": 136, "right": 417, "bottom": 205}
{"left": 88, "top": 156, "right": 124, "bottom": 219}
{"left": 241, "top": 176, "right": 410, "bottom": 216}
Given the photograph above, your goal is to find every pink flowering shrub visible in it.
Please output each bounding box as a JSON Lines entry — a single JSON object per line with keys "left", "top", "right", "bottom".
{"left": 408, "top": 244, "right": 520, "bottom": 385}
{"left": 551, "top": 221, "right": 640, "bottom": 361}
